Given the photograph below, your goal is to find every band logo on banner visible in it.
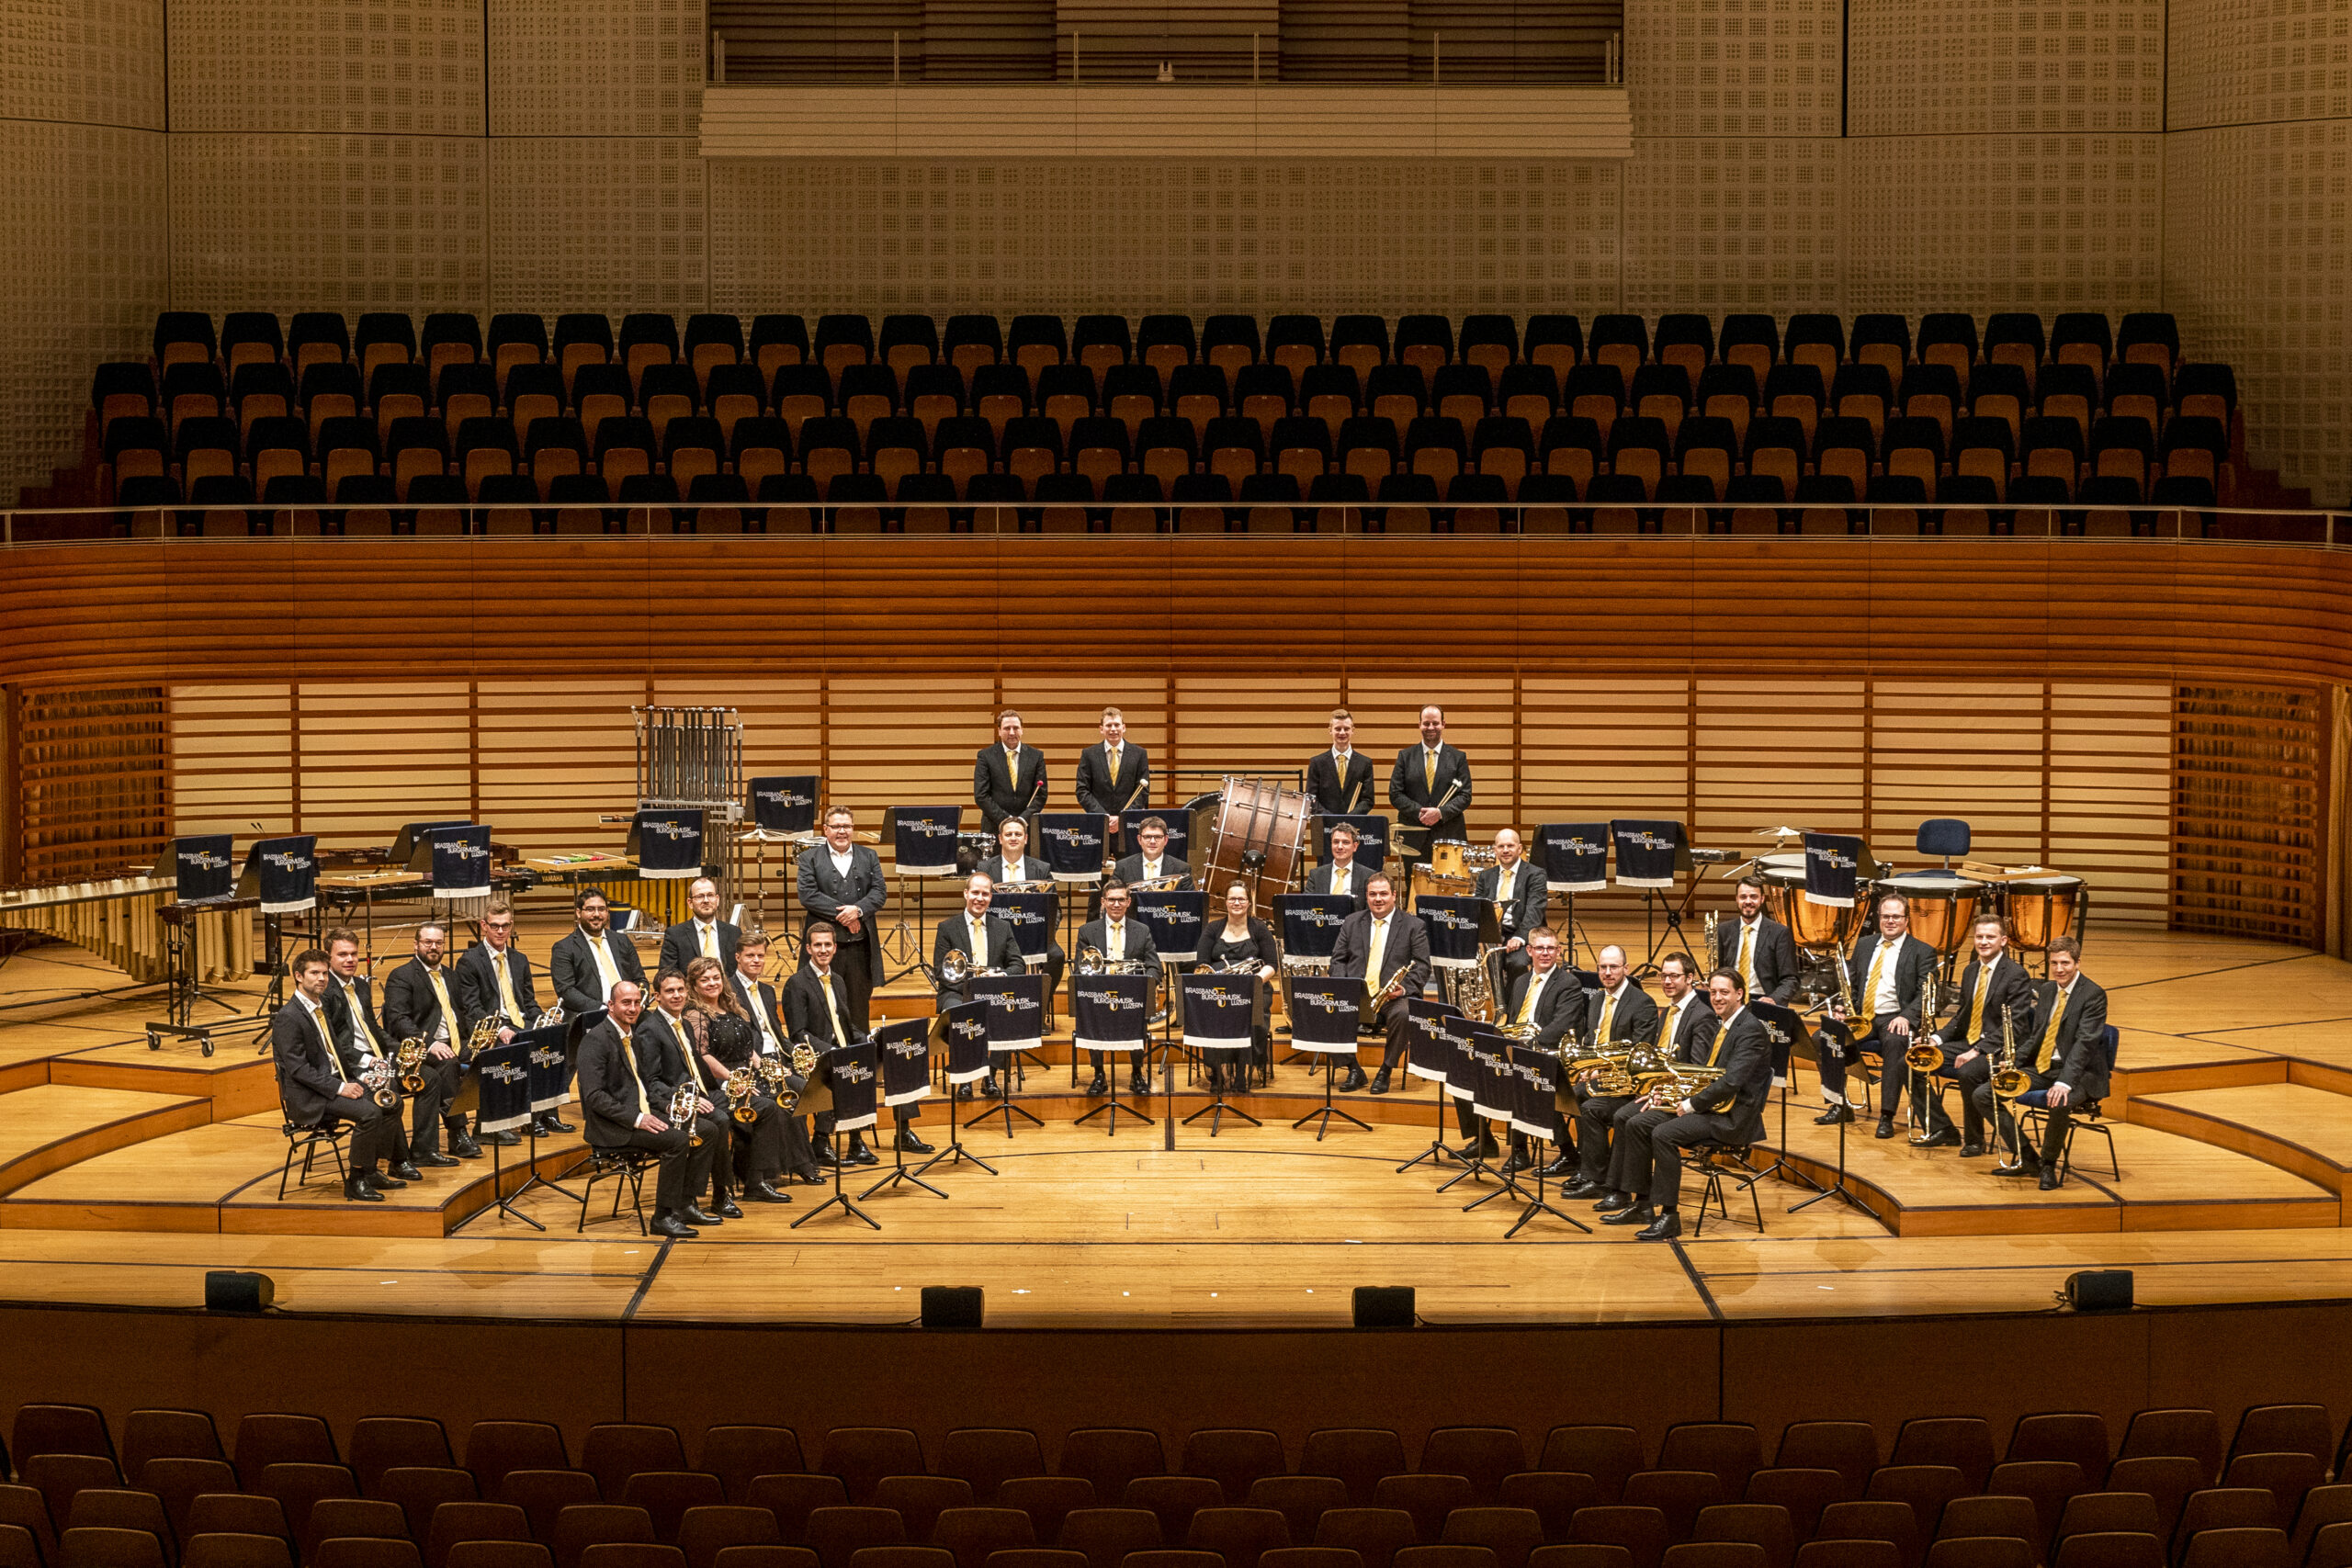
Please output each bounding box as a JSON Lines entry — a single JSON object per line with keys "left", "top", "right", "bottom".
{"left": 1406, "top": 998, "right": 1463, "bottom": 1086}
{"left": 1072, "top": 973, "right": 1152, "bottom": 1055}
{"left": 971, "top": 972, "right": 1046, "bottom": 1055}
{"left": 825, "top": 1041, "right": 879, "bottom": 1132}
{"left": 1179, "top": 974, "right": 1255, "bottom": 1056}
{"left": 1538, "top": 822, "right": 1611, "bottom": 893}
{"left": 1609, "top": 819, "right": 1683, "bottom": 888}
{"left": 891, "top": 806, "right": 964, "bottom": 876}
{"left": 430, "top": 825, "right": 493, "bottom": 901}
{"left": 1132, "top": 890, "right": 1204, "bottom": 964}
{"left": 874, "top": 1018, "right": 933, "bottom": 1107}
{"left": 1515, "top": 1049, "right": 1565, "bottom": 1142}
{"left": 473, "top": 1042, "right": 535, "bottom": 1135}
{"left": 1467, "top": 1025, "right": 1514, "bottom": 1124}
{"left": 515, "top": 1023, "right": 573, "bottom": 1112}
{"left": 1284, "top": 978, "right": 1360, "bottom": 1056}
{"left": 629, "top": 809, "right": 706, "bottom": 880}
{"left": 174, "top": 835, "right": 236, "bottom": 903}
{"left": 1434, "top": 1014, "right": 1478, "bottom": 1101}
{"left": 1275, "top": 894, "right": 1353, "bottom": 960}
{"left": 1037, "top": 813, "right": 1109, "bottom": 884}
{"left": 939, "top": 1002, "right": 990, "bottom": 1086}
{"left": 1417, "top": 896, "right": 1493, "bottom": 970}
{"left": 240, "top": 835, "right": 318, "bottom": 915}
{"left": 1749, "top": 998, "right": 1809, "bottom": 1089}
{"left": 1803, "top": 832, "right": 1865, "bottom": 909}
{"left": 749, "top": 775, "right": 820, "bottom": 834}
{"left": 987, "top": 893, "right": 1057, "bottom": 968}
{"left": 1317, "top": 813, "right": 1391, "bottom": 870}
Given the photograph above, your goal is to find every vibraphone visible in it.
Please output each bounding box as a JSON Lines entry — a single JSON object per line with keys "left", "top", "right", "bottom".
{"left": 0, "top": 875, "right": 257, "bottom": 987}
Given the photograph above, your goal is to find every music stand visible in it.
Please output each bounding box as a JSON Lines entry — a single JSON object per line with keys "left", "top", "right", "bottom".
{"left": 888, "top": 805, "right": 964, "bottom": 982}
{"left": 425, "top": 824, "right": 493, "bottom": 923}
{"left": 160, "top": 834, "right": 243, "bottom": 1031}
{"left": 238, "top": 835, "right": 319, "bottom": 1020}
{"left": 1448, "top": 1025, "right": 1516, "bottom": 1201}
{"left": 1072, "top": 971, "right": 1154, "bottom": 1133}
{"left": 973, "top": 973, "right": 1048, "bottom": 1133}
{"left": 915, "top": 1002, "right": 998, "bottom": 1178}
{"left": 1040, "top": 810, "right": 1109, "bottom": 1079}
{"left": 1132, "top": 888, "right": 1204, "bottom": 1079}
{"left": 1398, "top": 998, "right": 1466, "bottom": 1173}
{"left": 977, "top": 909, "right": 1055, "bottom": 1090}
{"left": 1746, "top": 998, "right": 1825, "bottom": 1196}
{"left": 1273, "top": 894, "right": 1352, "bottom": 1073}
{"left": 1500, "top": 1046, "right": 1589, "bottom": 1235}
{"left": 454, "top": 1040, "right": 541, "bottom": 1231}
{"left": 793, "top": 1041, "right": 881, "bottom": 1230}
{"left": 1788, "top": 1016, "right": 1874, "bottom": 1217}
{"left": 1284, "top": 977, "right": 1369, "bottom": 1140}
{"left": 1611, "top": 818, "right": 1699, "bottom": 972}
{"left": 860, "top": 1018, "right": 948, "bottom": 1201}
{"left": 1419, "top": 896, "right": 1498, "bottom": 1012}
{"left": 626, "top": 810, "right": 707, "bottom": 936}
{"left": 1179, "top": 971, "right": 1261, "bottom": 1135}
{"left": 1537, "top": 821, "right": 1609, "bottom": 968}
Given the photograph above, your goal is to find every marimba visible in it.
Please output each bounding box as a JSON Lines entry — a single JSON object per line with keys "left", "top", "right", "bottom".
{"left": 0, "top": 875, "right": 256, "bottom": 987}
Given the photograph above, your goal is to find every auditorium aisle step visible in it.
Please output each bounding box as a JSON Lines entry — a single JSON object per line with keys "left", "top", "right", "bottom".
{"left": 2132, "top": 1083, "right": 2352, "bottom": 1223}
{"left": 0, "top": 1084, "right": 211, "bottom": 1197}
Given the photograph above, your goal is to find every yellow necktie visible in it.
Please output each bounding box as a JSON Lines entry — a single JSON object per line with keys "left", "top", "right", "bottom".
{"left": 699, "top": 923, "right": 718, "bottom": 960}
{"left": 1107, "top": 921, "right": 1125, "bottom": 961}
{"left": 1597, "top": 988, "right": 1618, "bottom": 1042}
{"left": 2041, "top": 987, "right": 2069, "bottom": 1056}
{"left": 1861, "top": 942, "right": 1891, "bottom": 1016}
{"left": 620, "top": 1027, "right": 650, "bottom": 1116}
{"left": 1423, "top": 750, "right": 1437, "bottom": 792}
{"left": 589, "top": 932, "right": 619, "bottom": 993}
{"left": 820, "top": 971, "right": 848, "bottom": 1049}
{"left": 1514, "top": 971, "right": 1541, "bottom": 1027}
{"left": 427, "top": 968, "right": 455, "bottom": 1039}
{"left": 1365, "top": 919, "right": 1388, "bottom": 993}
{"left": 1736, "top": 924, "right": 1756, "bottom": 994}
{"left": 1707, "top": 1010, "right": 1727, "bottom": 1067}
{"left": 495, "top": 951, "right": 522, "bottom": 1023}
{"left": 1966, "top": 962, "right": 1992, "bottom": 1042}
{"left": 310, "top": 1005, "right": 337, "bottom": 1073}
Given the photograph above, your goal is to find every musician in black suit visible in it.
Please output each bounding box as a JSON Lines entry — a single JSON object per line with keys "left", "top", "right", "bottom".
{"left": 1074, "top": 706, "right": 1151, "bottom": 858}
{"left": 1825, "top": 892, "right": 1939, "bottom": 1138}
{"left": 1306, "top": 822, "right": 1373, "bottom": 909}
{"left": 1388, "top": 705, "right": 1473, "bottom": 848}
{"left": 787, "top": 924, "right": 923, "bottom": 1163}
{"left": 1977, "top": 936, "right": 2109, "bottom": 1189}
{"left": 1714, "top": 876, "right": 1799, "bottom": 1005}
{"left": 797, "top": 806, "right": 888, "bottom": 1032}
{"left": 1075, "top": 880, "right": 1161, "bottom": 1099}
{"left": 980, "top": 816, "right": 1065, "bottom": 1010}
{"left": 936, "top": 873, "right": 1025, "bottom": 1100}
{"left": 449, "top": 898, "right": 563, "bottom": 1137}
{"left": 974, "top": 709, "right": 1048, "bottom": 833}
{"left": 1473, "top": 829, "right": 1549, "bottom": 998}
{"left": 379, "top": 922, "right": 482, "bottom": 1160}
{"left": 1588, "top": 942, "right": 1661, "bottom": 1048}
{"left": 1939, "top": 913, "right": 2039, "bottom": 1157}
{"left": 1573, "top": 949, "right": 1701, "bottom": 1195}
{"left": 1327, "top": 874, "right": 1430, "bottom": 1099}
{"left": 729, "top": 931, "right": 821, "bottom": 1182}
{"left": 1094, "top": 814, "right": 1191, "bottom": 920}
{"left": 577, "top": 979, "right": 717, "bottom": 1238}
{"left": 636, "top": 970, "right": 734, "bottom": 1217}
{"left": 320, "top": 926, "right": 418, "bottom": 1176}
{"left": 1306, "top": 707, "right": 1376, "bottom": 817}
{"left": 273, "top": 950, "right": 402, "bottom": 1201}
{"left": 1607, "top": 970, "right": 1772, "bottom": 1241}
{"left": 1495, "top": 927, "right": 1589, "bottom": 1173}
{"left": 550, "top": 887, "right": 648, "bottom": 1020}
{"left": 659, "top": 876, "right": 741, "bottom": 979}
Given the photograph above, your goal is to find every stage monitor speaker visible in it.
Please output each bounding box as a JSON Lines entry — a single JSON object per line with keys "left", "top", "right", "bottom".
{"left": 205, "top": 1270, "right": 275, "bottom": 1313}
{"left": 1352, "top": 1285, "right": 1415, "bottom": 1328}
{"left": 2059, "top": 1269, "right": 2133, "bottom": 1314}
{"left": 922, "top": 1285, "right": 984, "bottom": 1328}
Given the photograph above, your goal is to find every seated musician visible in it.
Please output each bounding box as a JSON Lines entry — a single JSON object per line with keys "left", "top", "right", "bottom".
{"left": 1492, "top": 926, "right": 1585, "bottom": 1176}
{"left": 1975, "top": 935, "right": 2109, "bottom": 1189}
{"left": 974, "top": 708, "right": 1047, "bottom": 836}
{"left": 321, "top": 926, "right": 420, "bottom": 1179}
{"left": 1582, "top": 951, "right": 1708, "bottom": 1202}
{"left": 1715, "top": 875, "right": 1798, "bottom": 1004}
{"left": 1824, "top": 892, "right": 1938, "bottom": 1139}
{"left": 1388, "top": 705, "right": 1473, "bottom": 850}
{"left": 683, "top": 955, "right": 790, "bottom": 1206}
{"left": 1077, "top": 880, "right": 1160, "bottom": 1100}
{"left": 660, "top": 876, "right": 741, "bottom": 977}
{"left": 787, "top": 924, "right": 910, "bottom": 1166}
{"left": 1114, "top": 816, "right": 1190, "bottom": 889}
{"left": 1939, "top": 912, "right": 2036, "bottom": 1158}
{"left": 1605, "top": 968, "right": 1771, "bottom": 1241}
{"left": 1327, "top": 873, "right": 1430, "bottom": 1100}
{"left": 578, "top": 979, "right": 717, "bottom": 1240}
{"left": 1306, "top": 706, "right": 1375, "bottom": 818}
{"left": 935, "top": 873, "right": 1024, "bottom": 1100}
{"left": 273, "top": 947, "right": 404, "bottom": 1203}
{"left": 1202, "top": 880, "right": 1280, "bottom": 1090}
{"left": 551, "top": 888, "right": 650, "bottom": 1019}
{"left": 1309, "top": 822, "right": 1372, "bottom": 908}
{"left": 453, "top": 897, "right": 565, "bottom": 1138}
{"left": 380, "top": 923, "right": 481, "bottom": 1161}
{"left": 1473, "top": 828, "right": 1549, "bottom": 999}
{"left": 1076, "top": 706, "right": 1151, "bottom": 859}
{"left": 981, "top": 816, "right": 1066, "bottom": 1006}
{"left": 729, "top": 931, "right": 822, "bottom": 1183}
{"left": 642, "top": 969, "right": 736, "bottom": 1218}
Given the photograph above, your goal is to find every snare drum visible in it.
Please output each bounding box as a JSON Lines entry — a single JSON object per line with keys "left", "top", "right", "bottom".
{"left": 1756, "top": 852, "right": 1868, "bottom": 950}
{"left": 1428, "top": 841, "right": 1470, "bottom": 880}
{"left": 2005, "top": 874, "right": 2085, "bottom": 951}
{"left": 1882, "top": 870, "right": 1986, "bottom": 961}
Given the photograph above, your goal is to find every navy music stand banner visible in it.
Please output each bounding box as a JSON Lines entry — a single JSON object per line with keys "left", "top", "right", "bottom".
{"left": 1072, "top": 972, "right": 1152, "bottom": 1055}
{"left": 1749, "top": 998, "right": 1809, "bottom": 1089}
{"left": 239, "top": 835, "right": 318, "bottom": 915}
{"left": 1538, "top": 821, "right": 1611, "bottom": 894}
{"left": 429, "top": 824, "right": 493, "bottom": 900}
{"left": 987, "top": 892, "right": 1057, "bottom": 970}
{"left": 389, "top": 819, "right": 471, "bottom": 867}
{"left": 1610, "top": 819, "right": 1683, "bottom": 889}
{"left": 1803, "top": 832, "right": 1866, "bottom": 908}
{"left": 513, "top": 1021, "right": 572, "bottom": 1113}
{"left": 473, "top": 1041, "right": 536, "bottom": 1135}
{"left": 1038, "top": 812, "right": 1109, "bottom": 884}
{"left": 1515, "top": 1048, "right": 1566, "bottom": 1142}
{"left": 891, "top": 805, "right": 964, "bottom": 877}
{"left": 1284, "top": 977, "right": 1360, "bottom": 1056}
{"left": 750, "top": 775, "right": 820, "bottom": 834}
{"left": 173, "top": 835, "right": 237, "bottom": 903}
{"left": 628, "top": 809, "right": 705, "bottom": 880}
{"left": 938, "top": 1001, "right": 990, "bottom": 1087}
{"left": 1132, "top": 889, "right": 1204, "bottom": 964}
{"left": 874, "top": 1017, "right": 933, "bottom": 1107}
{"left": 1317, "top": 812, "right": 1392, "bottom": 871}
{"left": 1180, "top": 973, "right": 1256, "bottom": 1057}
{"left": 1419, "top": 895, "right": 1495, "bottom": 972}
{"left": 824, "top": 1041, "right": 880, "bottom": 1133}
{"left": 1406, "top": 996, "right": 1464, "bottom": 1087}
{"left": 1275, "top": 894, "right": 1353, "bottom": 960}
{"left": 971, "top": 971, "right": 1046, "bottom": 1055}
{"left": 1465, "top": 1025, "right": 1514, "bottom": 1124}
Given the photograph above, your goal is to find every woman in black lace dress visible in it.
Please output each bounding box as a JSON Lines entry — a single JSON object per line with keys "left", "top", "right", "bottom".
{"left": 684, "top": 956, "right": 791, "bottom": 1204}
{"left": 1200, "top": 881, "right": 1280, "bottom": 1089}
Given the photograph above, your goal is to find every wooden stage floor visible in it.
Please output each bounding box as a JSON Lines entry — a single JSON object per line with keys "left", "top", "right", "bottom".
{"left": 3, "top": 921, "right": 2350, "bottom": 1328}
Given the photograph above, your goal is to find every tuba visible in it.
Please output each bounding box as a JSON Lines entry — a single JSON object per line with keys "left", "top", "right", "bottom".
{"left": 669, "top": 1080, "right": 702, "bottom": 1147}
{"left": 395, "top": 1035, "right": 429, "bottom": 1094}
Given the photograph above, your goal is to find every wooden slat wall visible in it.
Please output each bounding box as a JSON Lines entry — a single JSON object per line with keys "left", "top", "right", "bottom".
{"left": 17, "top": 686, "right": 167, "bottom": 885}
{"left": 2174, "top": 683, "right": 2327, "bottom": 944}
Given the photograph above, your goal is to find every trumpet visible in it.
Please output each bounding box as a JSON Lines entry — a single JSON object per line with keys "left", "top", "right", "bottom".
{"left": 723, "top": 1066, "right": 761, "bottom": 1124}
{"left": 669, "top": 1080, "right": 702, "bottom": 1146}
{"left": 396, "top": 1035, "right": 428, "bottom": 1094}
{"left": 358, "top": 1053, "right": 397, "bottom": 1109}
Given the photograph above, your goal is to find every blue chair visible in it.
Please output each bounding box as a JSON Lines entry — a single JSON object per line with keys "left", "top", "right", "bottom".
{"left": 1917, "top": 818, "right": 1971, "bottom": 867}
{"left": 2018, "top": 1025, "right": 2120, "bottom": 1181}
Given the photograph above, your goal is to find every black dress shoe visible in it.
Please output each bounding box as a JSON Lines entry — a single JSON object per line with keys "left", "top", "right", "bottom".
{"left": 846, "top": 1143, "right": 879, "bottom": 1167}
{"left": 681, "top": 1205, "right": 724, "bottom": 1225}
{"left": 1873, "top": 1118, "right": 1897, "bottom": 1141}
{"left": 1601, "top": 1203, "right": 1656, "bottom": 1226}
{"left": 896, "top": 1131, "right": 934, "bottom": 1155}
{"left": 1959, "top": 1142, "right": 1986, "bottom": 1158}
{"left": 1128, "top": 1077, "right": 1151, "bottom": 1099}
{"left": 1541, "top": 1156, "right": 1579, "bottom": 1181}
{"left": 415, "top": 1150, "right": 460, "bottom": 1168}
{"left": 1343, "top": 1067, "right": 1372, "bottom": 1093}
{"left": 1991, "top": 1159, "right": 2031, "bottom": 1177}
{"left": 1087, "top": 1073, "right": 1110, "bottom": 1097}
{"left": 650, "top": 1213, "right": 699, "bottom": 1239}
{"left": 344, "top": 1176, "right": 385, "bottom": 1202}
{"left": 389, "top": 1161, "right": 422, "bottom": 1181}
{"left": 1564, "top": 1178, "right": 1606, "bottom": 1200}
{"left": 452, "top": 1134, "right": 484, "bottom": 1159}
{"left": 1594, "top": 1193, "right": 1635, "bottom": 1214}
{"left": 365, "top": 1170, "right": 408, "bottom": 1190}
{"left": 1502, "top": 1149, "right": 1534, "bottom": 1174}
{"left": 543, "top": 1115, "right": 575, "bottom": 1134}
{"left": 742, "top": 1182, "right": 792, "bottom": 1203}
{"left": 1814, "top": 1104, "right": 1854, "bottom": 1125}
{"left": 1634, "top": 1212, "right": 1683, "bottom": 1242}
{"left": 982, "top": 1077, "right": 1006, "bottom": 1099}
{"left": 954, "top": 1083, "right": 973, "bottom": 1100}
{"left": 1917, "top": 1127, "right": 1960, "bottom": 1149}
{"left": 2038, "top": 1168, "right": 2063, "bottom": 1190}
{"left": 1363, "top": 1069, "right": 1387, "bottom": 1094}
{"left": 481, "top": 1128, "right": 521, "bottom": 1147}
{"left": 795, "top": 1169, "right": 825, "bottom": 1185}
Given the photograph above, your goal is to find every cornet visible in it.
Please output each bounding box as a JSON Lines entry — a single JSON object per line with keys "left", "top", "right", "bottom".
{"left": 395, "top": 1035, "right": 428, "bottom": 1094}
{"left": 723, "top": 1066, "right": 761, "bottom": 1124}
{"left": 358, "top": 1054, "right": 397, "bottom": 1109}
{"left": 1371, "top": 959, "right": 1418, "bottom": 1008}
{"left": 669, "top": 1080, "right": 702, "bottom": 1146}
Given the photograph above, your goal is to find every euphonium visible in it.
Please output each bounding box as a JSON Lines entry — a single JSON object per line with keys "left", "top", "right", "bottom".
{"left": 1077, "top": 943, "right": 1104, "bottom": 976}
{"left": 1455, "top": 944, "right": 1497, "bottom": 1023}
{"left": 1566, "top": 1040, "right": 1638, "bottom": 1096}
{"left": 395, "top": 1035, "right": 428, "bottom": 1094}
{"left": 669, "top": 1080, "right": 702, "bottom": 1146}
{"left": 724, "top": 1066, "right": 761, "bottom": 1124}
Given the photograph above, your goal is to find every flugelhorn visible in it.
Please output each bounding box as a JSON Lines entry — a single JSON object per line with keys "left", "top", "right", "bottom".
{"left": 723, "top": 1066, "right": 761, "bottom": 1124}
{"left": 1372, "top": 958, "right": 1418, "bottom": 1008}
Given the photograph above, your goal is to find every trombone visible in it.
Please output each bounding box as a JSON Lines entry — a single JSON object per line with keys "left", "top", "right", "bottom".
{"left": 1987, "top": 1005, "right": 2032, "bottom": 1159}
{"left": 1904, "top": 964, "right": 1945, "bottom": 1144}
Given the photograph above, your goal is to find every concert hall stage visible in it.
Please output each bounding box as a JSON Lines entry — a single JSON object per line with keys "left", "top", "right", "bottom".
{"left": 3, "top": 923, "right": 2352, "bottom": 1331}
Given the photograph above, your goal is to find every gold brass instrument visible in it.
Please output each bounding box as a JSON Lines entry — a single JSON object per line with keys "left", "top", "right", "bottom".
{"left": 669, "top": 1080, "right": 702, "bottom": 1146}
{"left": 1704, "top": 909, "right": 1720, "bottom": 962}
{"left": 395, "top": 1035, "right": 429, "bottom": 1094}
{"left": 1372, "top": 958, "right": 1418, "bottom": 1008}
{"left": 1209, "top": 953, "right": 1265, "bottom": 976}
{"left": 358, "top": 1053, "right": 397, "bottom": 1109}
{"left": 464, "top": 1015, "right": 498, "bottom": 1056}
{"left": 530, "top": 1002, "right": 566, "bottom": 1030}
{"left": 1905, "top": 964, "right": 1944, "bottom": 1144}
{"left": 1077, "top": 943, "right": 1154, "bottom": 977}
{"left": 991, "top": 878, "right": 1054, "bottom": 894}
{"left": 1631, "top": 1016, "right": 1715, "bottom": 1107}
{"left": 1990, "top": 1006, "right": 2031, "bottom": 1098}
{"left": 1566, "top": 1037, "right": 1638, "bottom": 1096}
{"left": 1495, "top": 1020, "right": 1540, "bottom": 1045}
{"left": 723, "top": 1066, "right": 761, "bottom": 1124}
{"left": 938, "top": 947, "right": 973, "bottom": 988}
{"left": 1126, "top": 874, "right": 1187, "bottom": 894}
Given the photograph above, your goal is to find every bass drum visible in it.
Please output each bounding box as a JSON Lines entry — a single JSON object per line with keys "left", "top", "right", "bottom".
{"left": 1201, "top": 776, "right": 1313, "bottom": 918}
{"left": 1756, "top": 851, "right": 1869, "bottom": 951}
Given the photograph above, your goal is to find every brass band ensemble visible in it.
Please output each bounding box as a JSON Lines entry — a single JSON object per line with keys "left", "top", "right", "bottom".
{"left": 256, "top": 701, "right": 2101, "bottom": 1241}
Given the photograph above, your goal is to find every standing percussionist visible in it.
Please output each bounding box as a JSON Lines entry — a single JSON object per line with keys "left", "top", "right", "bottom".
{"left": 1493, "top": 926, "right": 1586, "bottom": 1175}
{"left": 1306, "top": 707, "right": 1376, "bottom": 817}
{"left": 453, "top": 898, "right": 564, "bottom": 1137}
{"left": 1473, "top": 829, "right": 1549, "bottom": 999}
{"left": 577, "top": 980, "right": 715, "bottom": 1239}
{"left": 551, "top": 888, "right": 649, "bottom": 1019}
{"left": 1980, "top": 935, "right": 2108, "bottom": 1189}
{"left": 1715, "top": 875, "right": 1798, "bottom": 1005}
{"left": 1075, "top": 706, "right": 1151, "bottom": 860}
{"left": 729, "top": 931, "right": 823, "bottom": 1183}
{"left": 1940, "top": 913, "right": 2036, "bottom": 1158}
{"left": 974, "top": 709, "right": 1048, "bottom": 835}
{"left": 320, "top": 926, "right": 419, "bottom": 1177}
{"left": 1328, "top": 873, "right": 1429, "bottom": 1099}
{"left": 797, "top": 806, "right": 887, "bottom": 1032}
{"left": 380, "top": 923, "right": 481, "bottom": 1160}
{"left": 981, "top": 816, "right": 1066, "bottom": 1008}
{"left": 1076, "top": 880, "right": 1160, "bottom": 1100}
{"left": 1824, "top": 891, "right": 1938, "bottom": 1138}
{"left": 1389, "top": 704, "right": 1473, "bottom": 851}
{"left": 274, "top": 948, "right": 404, "bottom": 1202}
{"left": 660, "top": 876, "right": 740, "bottom": 977}
{"left": 1584, "top": 951, "right": 1706, "bottom": 1204}
{"left": 1610, "top": 969, "right": 1772, "bottom": 1241}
